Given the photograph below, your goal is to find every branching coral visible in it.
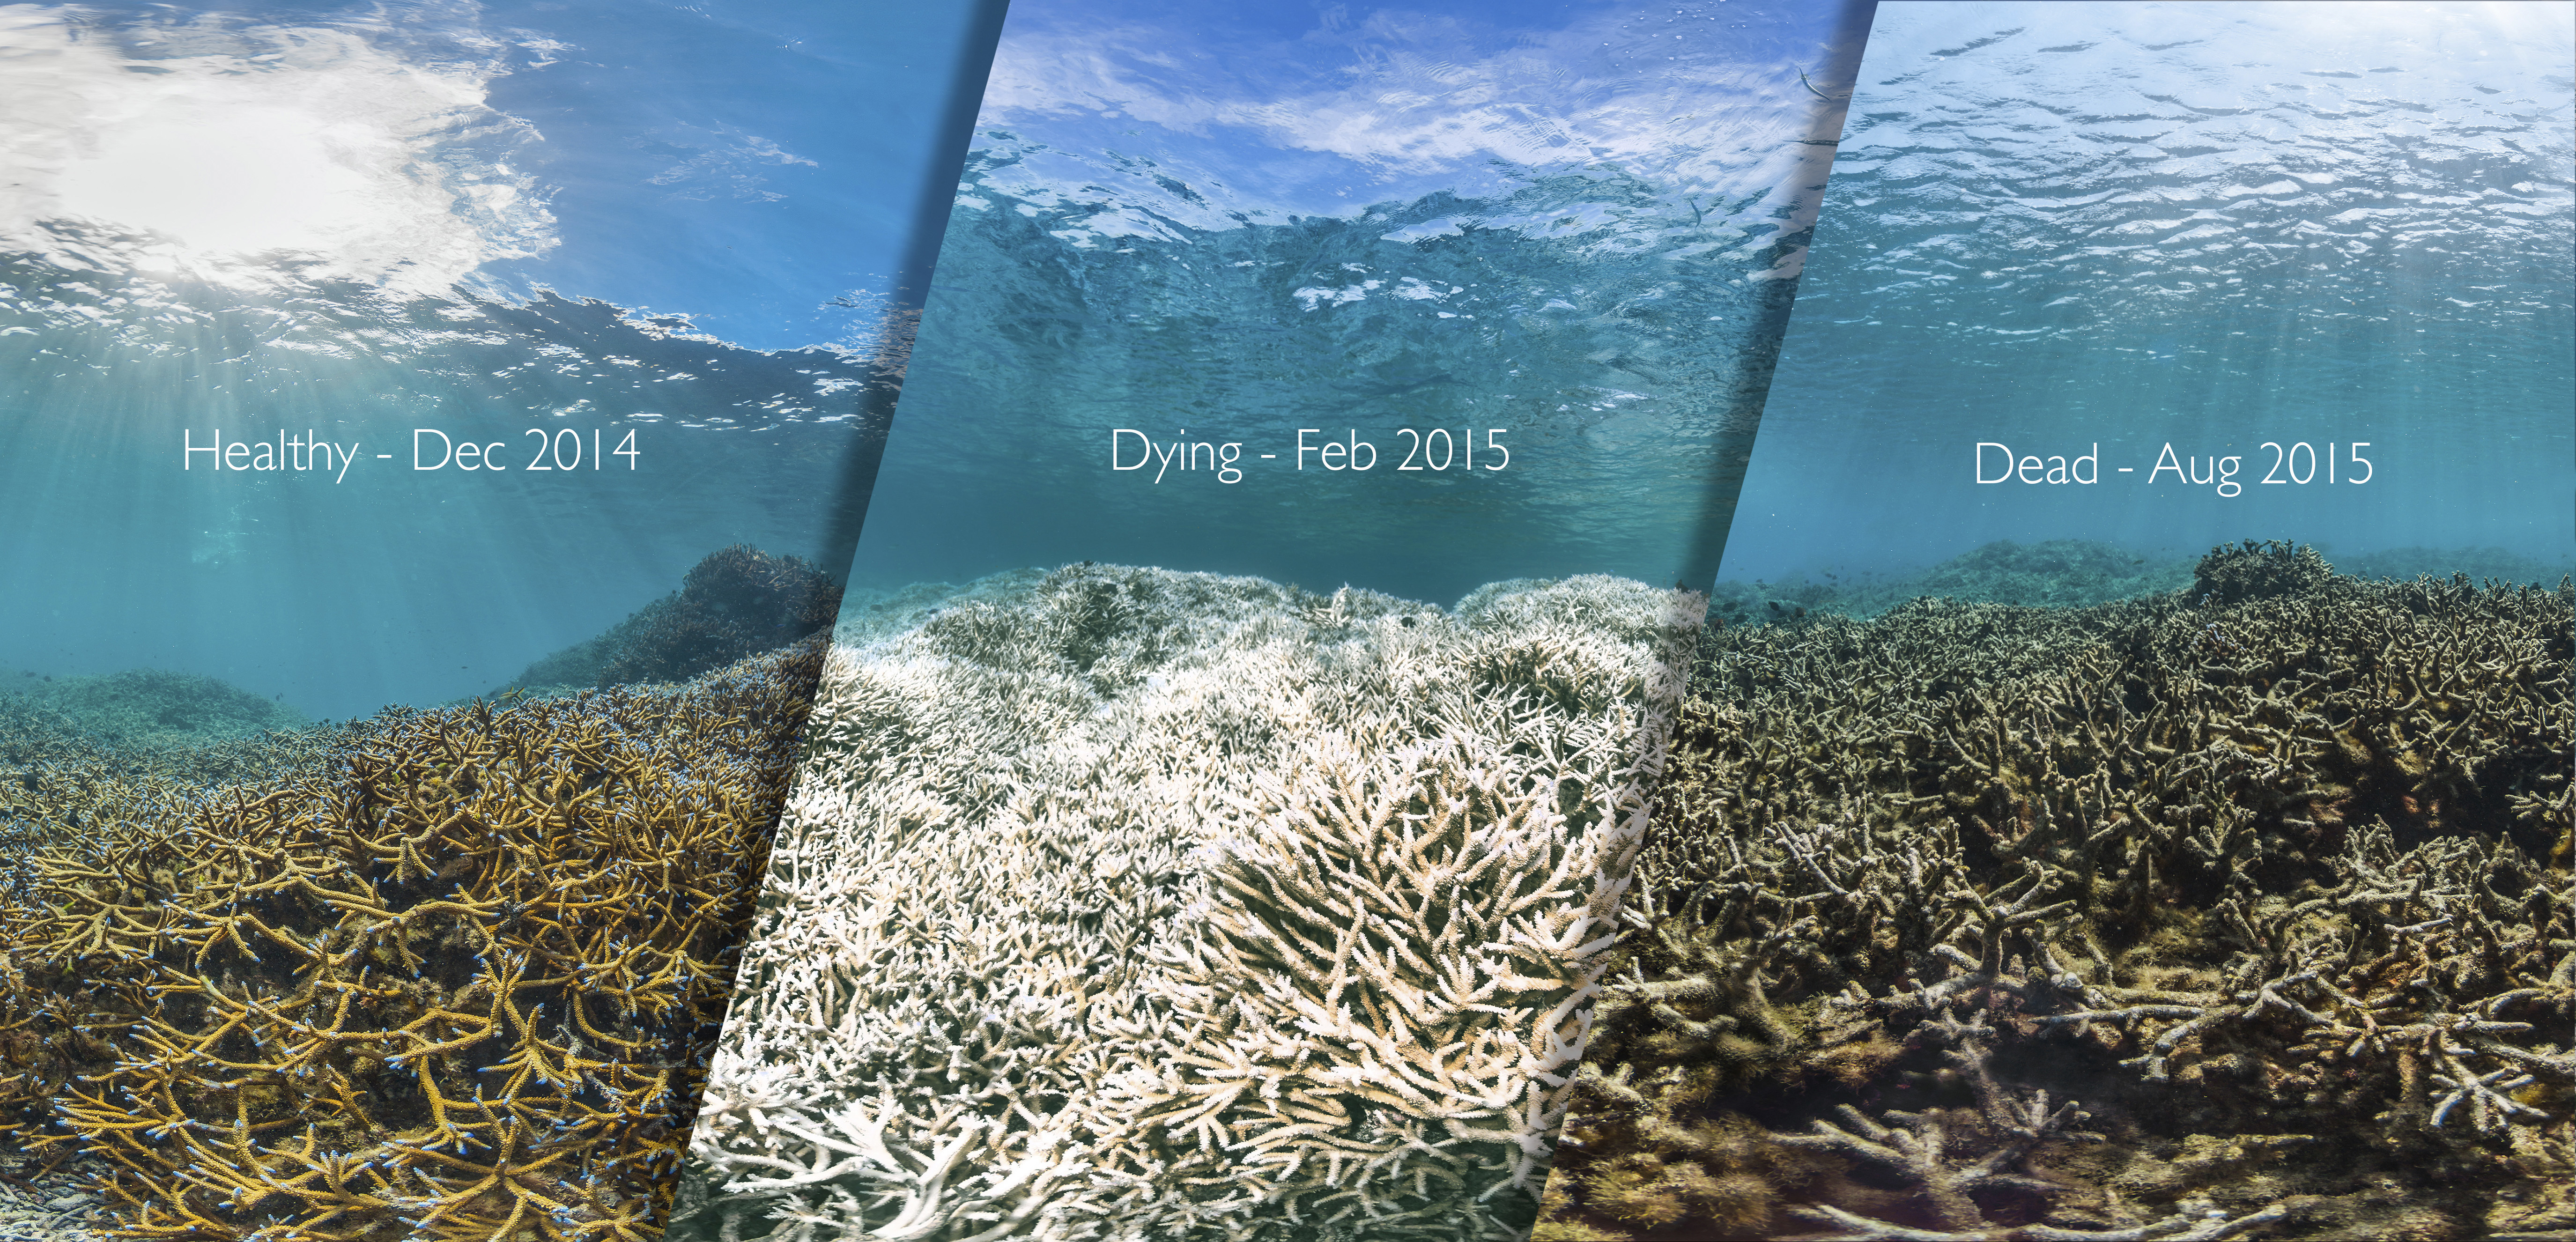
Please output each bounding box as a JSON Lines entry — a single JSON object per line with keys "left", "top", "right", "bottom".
{"left": 0, "top": 640, "right": 824, "bottom": 1240}
{"left": 679, "top": 564, "right": 1701, "bottom": 1241}
{"left": 1115, "top": 724, "right": 1633, "bottom": 1229}
{"left": 1538, "top": 549, "right": 2572, "bottom": 1241}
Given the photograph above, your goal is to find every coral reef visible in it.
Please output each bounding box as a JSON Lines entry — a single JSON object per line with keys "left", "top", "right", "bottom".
{"left": 1705, "top": 540, "right": 2197, "bottom": 628}
{"left": 511, "top": 547, "right": 843, "bottom": 690}
{"left": 1536, "top": 545, "right": 2573, "bottom": 1241}
{"left": 2187, "top": 539, "right": 2333, "bottom": 606}
{"left": 675, "top": 563, "right": 1703, "bottom": 1241}
{"left": 0, "top": 639, "right": 826, "bottom": 1241}
{"left": 1, "top": 669, "right": 308, "bottom": 748}
{"left": 1704, "top": 538, "right": 2575, "bottom": 630}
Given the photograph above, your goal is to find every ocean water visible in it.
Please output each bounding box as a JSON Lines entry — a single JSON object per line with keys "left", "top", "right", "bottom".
{"left": 1534, "top": 7, "right": 2575, "bottom": 1240}
{"left": 844, "top": 0, "right": 1877, "bottom": 604}
{"left": 0, "top": 0, "right": 999, "bottom": 721}
{"left": 1725, "top": 0, "right": 2574, "bottom": 592}
{"left": 679, "top": 3, "right": 1880, "bottom": 1239}
{"left": 0, "top": 2, "right": 1003, "bottom": 1235}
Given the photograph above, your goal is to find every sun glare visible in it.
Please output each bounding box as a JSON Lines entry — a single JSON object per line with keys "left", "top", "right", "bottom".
{"left": 58, "top": 103, "right": 390, "bottom": 262}
{"left": 0, "top": 9, "right": 553, "bottom": 292}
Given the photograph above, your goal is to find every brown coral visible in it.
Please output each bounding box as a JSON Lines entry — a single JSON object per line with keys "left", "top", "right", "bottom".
{"left": 0, "top": 638, "right": 824, "bottom": 1241}
{"left": 1539, "top": 554, "right": 2572, "bottom": 1241}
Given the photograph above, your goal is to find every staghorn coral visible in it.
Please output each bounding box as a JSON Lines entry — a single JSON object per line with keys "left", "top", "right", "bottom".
{"left": 676, "top": 563, "right": 1702, "bottom": 1241}
{"left": 0, "top": 639, "right": 825, "bottom": 1240}
{"left": 1538, "top": 547, "right": 2572, "bottom": 1241}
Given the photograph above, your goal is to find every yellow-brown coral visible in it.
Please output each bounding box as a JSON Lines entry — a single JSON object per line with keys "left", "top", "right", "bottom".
{"left": 0, "top": 638, "right": 823, "bottom": 1241}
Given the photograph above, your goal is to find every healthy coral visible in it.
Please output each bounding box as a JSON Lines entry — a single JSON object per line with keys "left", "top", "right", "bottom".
{"left": 676, "top": 563, "right": 1702, "bottom": 1241}
{"left": 1539, "top": 546, "right": 2572, "bottom": 1241}
{"left": 0, "top": 638, "right": 825, "bottom": 1239}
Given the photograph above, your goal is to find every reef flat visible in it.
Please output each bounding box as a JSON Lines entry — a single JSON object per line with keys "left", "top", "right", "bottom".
{"left": 0, "top": 549, "right": 837, "bottom": 1242}
{"left": 678, "top": 563, "right": 1702, "bottom": 1242}
{"left": 1535, "top": 543, "right": 2573, "bottom": 1241}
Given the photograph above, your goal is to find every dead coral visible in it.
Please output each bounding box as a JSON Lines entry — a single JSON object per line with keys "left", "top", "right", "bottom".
{"left": 1539, "top": 550, "right": 2572, "bottom": 1240}
{"left": 0, "top": 639, "right": 823, "bottom": 1240}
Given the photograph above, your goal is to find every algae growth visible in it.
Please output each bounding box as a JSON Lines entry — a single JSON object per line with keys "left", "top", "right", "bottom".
{"left": 1535, "top": 542, "right": 2572, "bottom": 1242}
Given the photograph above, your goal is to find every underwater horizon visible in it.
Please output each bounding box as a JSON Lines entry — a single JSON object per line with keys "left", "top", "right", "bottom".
{"left": 843, "top": 0, "right": 1876, "bottom": 606}
{"left": 1538, "top": 6, "right": 2574, "bottom": 1240}
{"left": 0, "top": 0, "right": 999, "bottom": 722}
{"left": 1722, "top": 0, "right": 2574, "bottom": 586}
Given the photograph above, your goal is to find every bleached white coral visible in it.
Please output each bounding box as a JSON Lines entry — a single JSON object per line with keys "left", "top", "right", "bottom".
{"left": 680, "top": 566, "right": 1700, "bottom": 1241}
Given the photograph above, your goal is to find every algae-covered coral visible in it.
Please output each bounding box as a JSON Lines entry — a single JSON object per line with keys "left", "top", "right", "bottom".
{"left": 1536, "top": 543, "right": 2572, "bottom": 1242}
{"left": 676, "top": 563, "right": 1702, "bottom": 1242}
{"left": 0, "top": 548, "right": 837, "bottom": 1241}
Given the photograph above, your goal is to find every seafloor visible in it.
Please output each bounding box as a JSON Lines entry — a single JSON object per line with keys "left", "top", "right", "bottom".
{"left": 0, "top": 548, "right": 838, "bottom": 1242}
{"left": 675, "top": 563, "right": 1701, "bottom": 1242}
{"left": 1534, "top": 542, "right": 2573, "bottom": 1242}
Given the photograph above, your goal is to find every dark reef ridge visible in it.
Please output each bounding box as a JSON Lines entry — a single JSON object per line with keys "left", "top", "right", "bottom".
{"left": 507, "top": 545, "right": 843, "bottom": 692}
{"left": 1538, "top": 543, "right": 2573, "bottom": 1241}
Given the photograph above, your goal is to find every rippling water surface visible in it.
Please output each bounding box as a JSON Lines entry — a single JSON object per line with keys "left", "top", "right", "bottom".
{"left": 850, "top": 0, "right": 1873, "bottom": 605}
{"left": 0, "top": 0, "right": 993, "bottom": 719}
{"left": 1726, "top": 0, "right": 2573, "bottom": 585}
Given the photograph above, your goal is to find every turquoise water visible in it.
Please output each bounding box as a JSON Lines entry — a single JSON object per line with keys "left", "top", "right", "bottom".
{"left": 847, "top": 0, "right": 1875, "bottom": 606}
{"left": 0, "top": 0, "right": 1000, "bottom": 721}
{"left": 1727, "top": 0, "right": 2574, "bottom": 591}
